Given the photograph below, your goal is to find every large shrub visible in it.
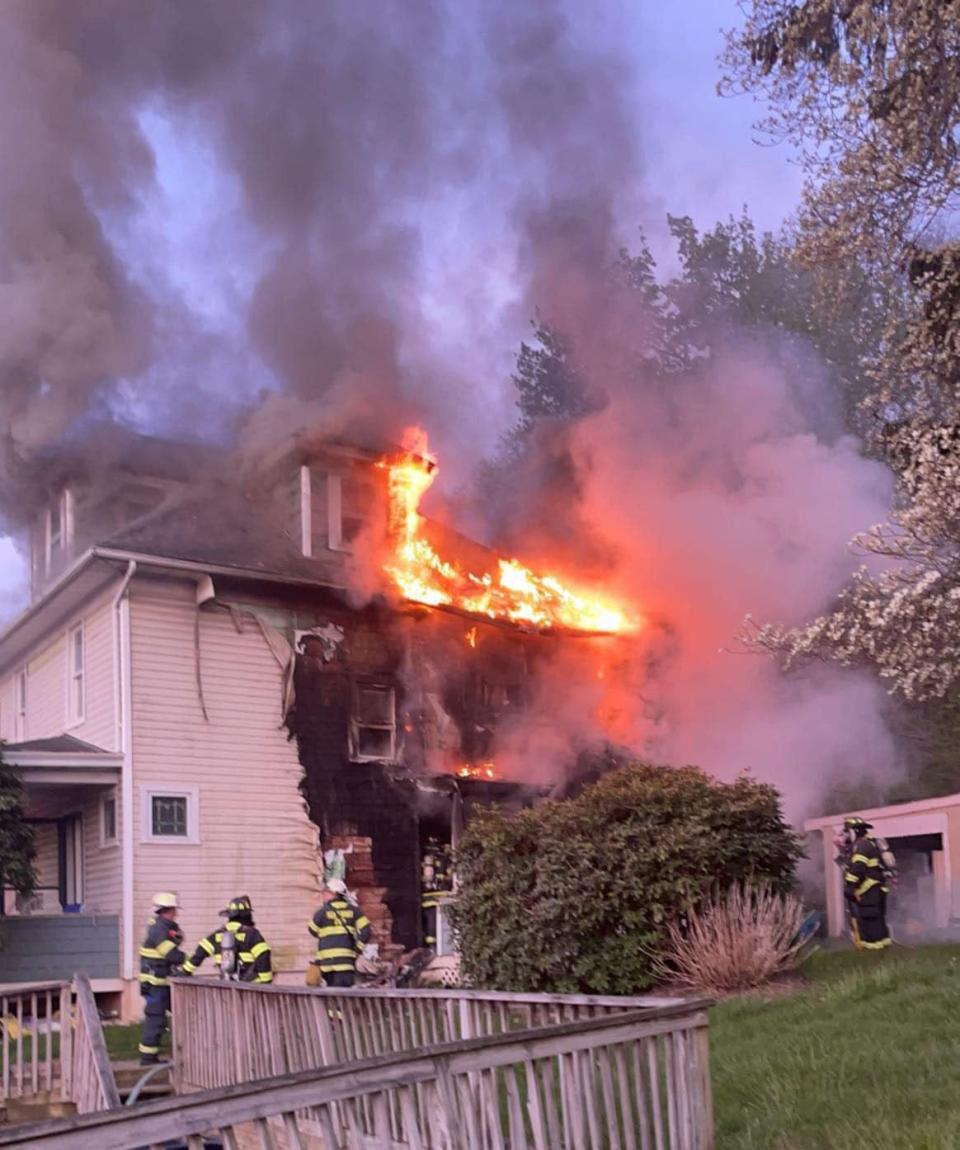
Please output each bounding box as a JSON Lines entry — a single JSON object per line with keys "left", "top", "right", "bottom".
{"left": 451, "top": 763, "right": 803, "bottom": 994}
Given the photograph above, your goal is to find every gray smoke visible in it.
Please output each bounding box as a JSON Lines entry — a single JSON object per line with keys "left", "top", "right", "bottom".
{"left": 0, "top": 0, "right": 643, "bottom": 523}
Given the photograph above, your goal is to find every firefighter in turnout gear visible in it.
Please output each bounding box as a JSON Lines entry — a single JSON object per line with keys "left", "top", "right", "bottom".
{"left": 842, "top": 817, "right": 894, "bottom": 951}
{"left": 138, "top": 892, "right": 187, "bottom": 1064}
{"left": 181, "top": 896, "right": 273, "bottom": 984}
{"left": 421, "top": 837, "right": 452, "bottom": 948}
{"left": 309, "top": 879, "right": 371, "bottom": 987}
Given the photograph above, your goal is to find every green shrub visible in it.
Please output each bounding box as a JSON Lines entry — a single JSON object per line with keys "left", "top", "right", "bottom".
{"left": 450, "top": 762, "right": 803, "bottom": 994}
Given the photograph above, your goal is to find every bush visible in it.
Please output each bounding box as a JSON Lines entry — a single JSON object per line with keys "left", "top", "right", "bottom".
{"left": 655, "top": 882, "right": 808, "bottom": 993}
{"left": 451, "top": 762, "right": 803, "bottom": 994}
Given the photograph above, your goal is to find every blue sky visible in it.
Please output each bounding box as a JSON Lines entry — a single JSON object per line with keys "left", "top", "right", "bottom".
{"left": 0, "top": 0, "right": 803, "bottom": 626}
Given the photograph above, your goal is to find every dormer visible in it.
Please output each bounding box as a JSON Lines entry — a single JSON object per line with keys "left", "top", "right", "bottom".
{"left": 285, "top": 443, "right": 387, "bottom": 562}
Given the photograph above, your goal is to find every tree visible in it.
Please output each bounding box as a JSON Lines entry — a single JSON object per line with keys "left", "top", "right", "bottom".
{"left": 451, "top": 762, "right": 803, "bottom": 994}
{"left": 0, "top": 747, "right": 36, "bottom": 908}
{"left": 725, "top": 3, "right": 960, "bottom": 701}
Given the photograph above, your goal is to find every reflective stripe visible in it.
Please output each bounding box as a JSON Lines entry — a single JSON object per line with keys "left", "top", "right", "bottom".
{"left": 239, "top": 952, "right": 255, "bottom": 963}
{"left": 319, "top": 962, "right": 356, "bottom": 973}
{"left": 856, "top": 877, "right": 880, "bottom": 897}
{"left": 317, "top": 947, "right": 356, "bottom": 960}
{"left": 199, "top": 937, "right": 217, "bottom": 956}
{"left": 356, "top": 915, "right": 371, "bottom": 932}
{"left": 250, "top": 941, "right": 270, "bottom": 959}
{"left": 314, "top": 925, "right": 349, "bottom": 939}
{"left": 860, "top": 937, "right": 891, "bottom": 950}
{"left": 256, "top": 972, "right": 274, "bottom": 984}
{"left": 155, "top": 939, "right": 178, "bottom": 958}
{"left": 139, "top": 947, "right": 162, "bottom": 959}
{"left": 850, "top": 854, "right": 880, "bottom": 868}
{"left": 181, "top": 960, "right": 198, "bottom": 974}
{"left": 844, "top": 873, "right": 860, "bottom": 884}
{"left": 138, "top": 1043, "right": 160, "bottom": 1054}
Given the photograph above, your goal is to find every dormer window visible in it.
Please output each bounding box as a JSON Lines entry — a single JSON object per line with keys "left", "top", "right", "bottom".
{"left": 43, "top": 488, "right": 74, "bottom": 574}
{"left": 299, "top": 466, "right": 366, "bottom": 557}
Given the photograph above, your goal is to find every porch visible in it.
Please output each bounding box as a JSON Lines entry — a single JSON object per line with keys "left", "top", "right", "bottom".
{"left": 2, "top": 738, "right": 122, "bottom": 986}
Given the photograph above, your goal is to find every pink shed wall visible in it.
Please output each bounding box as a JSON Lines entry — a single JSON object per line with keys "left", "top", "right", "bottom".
{"left": 128, "top": 577, "right": 320, "bottom": 979}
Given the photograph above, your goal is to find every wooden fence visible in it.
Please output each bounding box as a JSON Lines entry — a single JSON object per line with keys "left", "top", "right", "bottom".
{"left": 0, "top": 1002, "right": 714, "bottom": 1149}
{"left": 0, "top": 974, "right": 120, "bottom": 1114}
{"left": 171, "top": 978, "right": 697, "bottom": 1092}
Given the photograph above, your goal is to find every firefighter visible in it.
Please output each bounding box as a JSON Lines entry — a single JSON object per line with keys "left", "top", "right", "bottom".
{"left": 308, "top": 879, "right": 371, "bottom": 988}
{"left": 842, "top": 817, "right": 893, "bottom": 951}
{"left": 138, "top": 892, "right": 187, "bottom": 1064}
{"left": 421, "top": 837, "right": 452, "bottom": 948}
{"left": 181, "top": 895, "right": 273, "bottom": 984}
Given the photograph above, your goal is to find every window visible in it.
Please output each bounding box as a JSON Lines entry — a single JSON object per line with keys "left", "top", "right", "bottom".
{"left": 14, "top": 670, "right": 26, "bottom": 743}
{"left": 68, "top": 624, "right": 85, "bottom": 725}
{"left": 101, "top": 792, "right": 118, "bottom": 846}
{"left": 350, "top": 683, "right": 396, "bottom": 761}
{"left": 301, "top": 466, "right": 368, "bottom": 557}
{"left": 44, "top": 489, "right": 74, "bottom": 574}
{"left": 141, "top": 786, "right": 199, "bottom": 844}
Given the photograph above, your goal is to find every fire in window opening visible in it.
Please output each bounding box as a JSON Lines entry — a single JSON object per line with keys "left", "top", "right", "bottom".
{"left": 350, "top": 682, "right": 397, "bottom": 761}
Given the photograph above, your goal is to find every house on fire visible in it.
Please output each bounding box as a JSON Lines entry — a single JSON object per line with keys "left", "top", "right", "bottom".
{"left": 0, "top": 430, "right": 572, "bottom": 1018}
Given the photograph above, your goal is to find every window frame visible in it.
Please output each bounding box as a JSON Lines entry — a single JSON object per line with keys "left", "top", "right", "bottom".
{"left": 140, "top": 785, "right": 200, "bottom": 845}
{"left": 66, "top": 622, "right": 85, "bottom": 728}
{"left": 44, "top": 489, "right": 74, "bottom": 575}
{"left": 14, "top": 669, "right": 27, "bottom": 743}
{"left": 100, "top": 790, "right": 119, "bottom": 848}
{"left": 349, "top": 682, "right": 397, "bottom": 763}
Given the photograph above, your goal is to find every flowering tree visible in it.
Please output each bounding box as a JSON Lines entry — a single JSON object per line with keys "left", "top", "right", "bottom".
{"left": 726, "top": 2, "right": 960, "bottom": 700}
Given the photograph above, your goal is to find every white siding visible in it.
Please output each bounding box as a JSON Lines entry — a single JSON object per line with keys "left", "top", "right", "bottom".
{"left": 0, "top": 587, "right": 118, "bottom": 751}
{"left": 129, "top": 578, "right": 319, "bottom": 976}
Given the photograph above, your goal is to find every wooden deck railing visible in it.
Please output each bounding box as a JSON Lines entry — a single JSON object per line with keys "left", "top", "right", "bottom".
{"left": 171, "top": 978, "right": 696, "bottom": 1091}
{"left": 0, "top": 975, "right": 119, "bottom": 1114}
{"left": 0, "top": 1003, "right": 715, "bottom": 1149}
{"left": 0, "top": 981, "right": 70, "bottom": 1103}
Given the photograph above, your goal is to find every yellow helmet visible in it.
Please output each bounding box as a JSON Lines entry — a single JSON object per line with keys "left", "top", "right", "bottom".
{"left": 153, "top": 891, "right": 179, "bottom": 911}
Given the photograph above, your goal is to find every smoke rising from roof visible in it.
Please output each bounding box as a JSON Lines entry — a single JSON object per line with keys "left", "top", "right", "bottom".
{"left": 0, "top": 0, "right": 642, "bottom": 521}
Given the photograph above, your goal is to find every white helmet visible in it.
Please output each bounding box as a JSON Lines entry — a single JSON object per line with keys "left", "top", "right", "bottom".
{"left": 326, "top": 878, "right": 347, "bottom": 895}
{"left": 153, "top": 891, "right": 179, "bottom": 910}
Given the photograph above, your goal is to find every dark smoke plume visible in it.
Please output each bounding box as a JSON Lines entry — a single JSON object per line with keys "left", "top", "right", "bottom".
{"left": 0, "top": 0, "right": 641, "bottom": 523}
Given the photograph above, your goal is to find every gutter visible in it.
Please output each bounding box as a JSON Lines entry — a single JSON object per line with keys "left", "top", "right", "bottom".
{"left": 112, "top": 561, "right": 137, "bottom": 984}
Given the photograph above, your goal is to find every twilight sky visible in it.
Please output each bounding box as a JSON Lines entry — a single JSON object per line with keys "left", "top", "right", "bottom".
{"left": 0, "top": 0, "right": 803, "bottom": 626}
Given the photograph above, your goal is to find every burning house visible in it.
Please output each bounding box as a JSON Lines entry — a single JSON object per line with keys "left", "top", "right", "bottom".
{"left": 0, "top": 424, "right": 629, "bottom": 1016}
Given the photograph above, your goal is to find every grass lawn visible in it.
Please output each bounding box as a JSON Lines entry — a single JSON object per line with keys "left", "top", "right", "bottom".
{"left": 712, "top": 943, "right": 960, "bottom": 1150}
{"left": 102, "top": 1023, "right": 146, "bottom": 1063}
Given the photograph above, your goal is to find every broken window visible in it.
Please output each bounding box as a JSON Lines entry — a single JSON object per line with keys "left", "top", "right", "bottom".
{"left": 350, "top": 683, "right": 397, "bottom": 761}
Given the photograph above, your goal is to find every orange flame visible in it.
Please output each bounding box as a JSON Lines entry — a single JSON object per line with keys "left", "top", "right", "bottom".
{"left": 465, "top": 627, "right": 478, "bottom": 648}
{"left": 381, "top": 428, "right": 636, "bottom": 634}
{"left": 457, "top": 761, "right": 498, "bottom": 780}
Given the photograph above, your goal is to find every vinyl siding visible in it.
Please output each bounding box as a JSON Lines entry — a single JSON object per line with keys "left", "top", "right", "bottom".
{"left": 0, "top": 587, "right": 118, "bottom": 751}
{"left": 129, "top": 578, "right": 319, "bottom": 976}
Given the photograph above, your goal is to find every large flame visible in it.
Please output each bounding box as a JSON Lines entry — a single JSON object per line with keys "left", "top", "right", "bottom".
{"left": 380, "top": 428, "right": 636, "bottom": 634}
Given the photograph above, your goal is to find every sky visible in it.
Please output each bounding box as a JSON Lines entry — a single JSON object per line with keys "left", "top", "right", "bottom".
{"left": 0, "top": 0, "right": 804, "bottom": 628}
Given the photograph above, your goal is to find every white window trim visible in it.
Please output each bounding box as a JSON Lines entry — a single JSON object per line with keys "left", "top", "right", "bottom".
{"left": 100, "top": 789, "right": 119, "bottom": 848}
{"left": 140, "top": 785, "right": 200, "bottom": 845}
{"left": 300, "top": 466, "right": 312, "bottom": 558}
{"left": 349, "top": 683, "right": 397, "bottom": 763}
{"left": 65, "top": 621, "right": 85, "bottom": 729}
{"left": 14, "top": 669, "right": 27, "bottom": 743}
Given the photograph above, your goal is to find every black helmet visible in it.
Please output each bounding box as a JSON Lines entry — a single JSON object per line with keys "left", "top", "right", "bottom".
{"left": 221, "top": 895, "right": 253, "bottom": 919}
{"left": 843, "top": 817, "right": 872, "bottom": 833}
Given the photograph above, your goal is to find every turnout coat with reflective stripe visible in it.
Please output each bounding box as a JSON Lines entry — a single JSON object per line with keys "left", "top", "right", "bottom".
{"left": 844, "top": 835, "right": 889, "bottom": 899}
{"left": 309, "top": 897, "right": 371, "bottom": 973}
{"left": 139, "top": 916, "right": 186, "bottom": 993}
{"left": 182, "top": 919, "right": 273, "bottom": 983}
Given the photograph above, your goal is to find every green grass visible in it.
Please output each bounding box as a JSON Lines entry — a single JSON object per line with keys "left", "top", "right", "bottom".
{"left": 102, "top": 1023, "right": 146, "bottom": 1063}
{"left": 712, "top": 943, "right": 960, "bottom": 1149}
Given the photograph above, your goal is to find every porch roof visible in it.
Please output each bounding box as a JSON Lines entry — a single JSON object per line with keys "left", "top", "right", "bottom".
{"left": 5, "top": 736, "right": 122, "bottom": 786}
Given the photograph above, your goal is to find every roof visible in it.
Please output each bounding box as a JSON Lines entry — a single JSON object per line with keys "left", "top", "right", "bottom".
{"left": 99, "top": 483, "right": 345, "bottom": 589}
{"left": 804, "top": 790, "right": 960, "bottom": 832}
{"left": 4, "top": 735, "right": 109, "bottom": 755}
